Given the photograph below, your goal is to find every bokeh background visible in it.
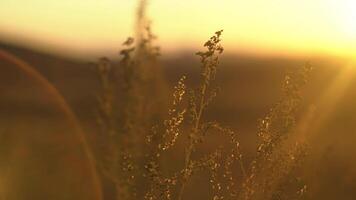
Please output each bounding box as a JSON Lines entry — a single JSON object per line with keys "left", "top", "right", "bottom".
{"left": 1, "top": 0, "right": 356, "bottom": 199}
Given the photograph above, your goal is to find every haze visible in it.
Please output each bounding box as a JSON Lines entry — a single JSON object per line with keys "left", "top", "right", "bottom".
{"left": 0, "top": 0, "right": 355, "bottom": 59}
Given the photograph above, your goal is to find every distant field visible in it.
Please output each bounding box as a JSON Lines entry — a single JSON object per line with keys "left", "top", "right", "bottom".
{"left": 1, "top": 42, "right": 356, "bottom": 199}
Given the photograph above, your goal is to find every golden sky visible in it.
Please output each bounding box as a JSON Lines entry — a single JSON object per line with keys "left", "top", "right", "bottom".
{"left": 0, "top": 0, "right": 355, "bottom": 59}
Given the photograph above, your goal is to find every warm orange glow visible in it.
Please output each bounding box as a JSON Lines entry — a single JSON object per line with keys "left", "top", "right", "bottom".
{"left": 0, "top": 0, "right": 355, "bottom": 58}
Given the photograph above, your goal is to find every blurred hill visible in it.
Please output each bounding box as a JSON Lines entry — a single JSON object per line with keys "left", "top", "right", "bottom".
{"left": 0, "top": 43, "right": 299, "bottom": 116}
{"left": 2, "top": 43, "right": 356, "bottom": 199}
{"left": 0, "top": 42, "right": 347, "bottom": 121}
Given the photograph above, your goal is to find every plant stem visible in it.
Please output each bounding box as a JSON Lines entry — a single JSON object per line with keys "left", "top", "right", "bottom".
{"left": 178, "top": 63, "right": 211, "bottom": 200}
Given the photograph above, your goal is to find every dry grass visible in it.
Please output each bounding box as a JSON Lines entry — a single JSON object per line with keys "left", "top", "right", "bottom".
{"left": 93, "top": 1, "right": 313, "bottom": 199}
{"left": 4, "top": 1, "right": 356, "bottom": 200}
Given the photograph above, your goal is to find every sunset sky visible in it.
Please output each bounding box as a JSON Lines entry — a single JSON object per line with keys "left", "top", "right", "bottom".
{"left": 0, "top": 0, "right": 355, "bottom": 59}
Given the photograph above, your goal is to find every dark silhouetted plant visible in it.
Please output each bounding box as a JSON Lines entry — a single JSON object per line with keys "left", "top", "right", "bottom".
{"left": 94, "top": 1, "right": 312, "bottom": 200}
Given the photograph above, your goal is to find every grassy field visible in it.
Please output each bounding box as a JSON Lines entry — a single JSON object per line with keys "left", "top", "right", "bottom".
{"left": 1, "top": 1, "right": 356, "bottom": 199}
{"left": 1, "top": 38, "right": 356, "bottom": 199}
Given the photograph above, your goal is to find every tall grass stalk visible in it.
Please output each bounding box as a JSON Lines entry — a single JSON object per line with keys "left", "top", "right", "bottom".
{"left": 95, "top": 1, "right": 167, "bottom": 199}
{"left": 94, "top": 1, "right": 313, "bottom": 199}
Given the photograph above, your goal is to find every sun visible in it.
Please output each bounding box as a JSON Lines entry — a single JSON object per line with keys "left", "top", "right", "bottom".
{"left": 341, "top": 0, "right": 356, "bottom": 58}
{"left": 338, "top": 0, "right": 356, "bottom": 36}
{"left": 324, "top": 0, "right": 356, "bottom": 57}
{"left": 345, "top": 2, "right": 356, "bottom": 34}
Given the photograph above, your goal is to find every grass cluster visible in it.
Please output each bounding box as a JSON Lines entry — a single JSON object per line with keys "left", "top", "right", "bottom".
{"left": 93, "top": 1, "right": 312, "bottom": 199}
